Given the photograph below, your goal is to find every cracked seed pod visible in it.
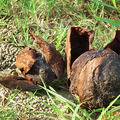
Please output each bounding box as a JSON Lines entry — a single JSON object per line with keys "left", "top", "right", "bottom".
{"left": 104, "top": 30, "right": 120, "bottom": 55}
{"left": 29, "top": 31, "right": 64, "bottom": 79}
{"left": 65, "top": 26, "right": 95, "bottom": 85}
{"left": 16, "top": 31, "right": 64, "bottom": 86}
{"left": 16, "top": 47, "right": 37, "bottom": 75}
{"left": 66, "top": 28, "right": 120, "bottom": 109}
{"left": 0, "top": 75, "right": 40, "bottom": 91}
{"left": 16, "top": 47, "right": 56, "bottom": 85}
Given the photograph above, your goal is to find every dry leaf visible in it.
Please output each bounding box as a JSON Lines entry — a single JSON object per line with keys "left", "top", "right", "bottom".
{"left": 0, "top": 75, "right": 40, "bottom": 91}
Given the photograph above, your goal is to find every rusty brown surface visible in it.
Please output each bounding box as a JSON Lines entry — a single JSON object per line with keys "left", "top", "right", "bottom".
{"left": 0, "top": 31, "right": 65, "bottom": 91}
{"left": 29, "top": 31, "right": 64, "bottom": 79}
{"left": 70, "top": 49, "right": 120, "bottom": 109}
{"left": 66, "top": 27, "right": 120, "bottom": 109}
{"left": 65, "top": 26, "right": 95, "bottom": 85}
{"left": 24, "top": 50, "right": 55, "bottom": 85}
{"left": 15, "top": 31, "right": 65, "bottom": 86}
{"left": 0, "top": 75, "right": 40, "bottom": 91}
{"left": 104, "top": 30, "right": 120, "bottom": 54}
{"left": 16, "top": 47, "right": 37, "bottom": 75}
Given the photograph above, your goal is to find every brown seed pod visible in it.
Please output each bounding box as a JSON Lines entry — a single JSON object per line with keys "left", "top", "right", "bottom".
{"left": 16, "top": 47, "right": 37, "bottom": 75}
{"left": 65, "top": 26, "right": 95, "bottom": 85}
{"left": 29, "top": 31, "right": 64, "bottom": 79}
{"left": 16, "top": 47, "right": 56, "bottom": 85}
{"left": 15, "top": 31, "right": 64, "bottom": 86}
{"left": 66, "top": 27, "right": 120, "bottom": 109}
{"left": 104, "top": 29, "right": 120, "bottom": 55}
{"left": 0, "top": 31, "right": 64, "bottom": 90}
{"left": 0, "top": 75, "right": 40, "bottom": 91}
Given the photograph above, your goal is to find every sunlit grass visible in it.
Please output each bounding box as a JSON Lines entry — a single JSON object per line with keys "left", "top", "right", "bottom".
{"left": 0, "top": 0, "right": 120, "bottom": 119}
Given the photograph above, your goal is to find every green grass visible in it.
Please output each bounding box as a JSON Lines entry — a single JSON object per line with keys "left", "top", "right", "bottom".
{"left": 1, "top": 0, "right": 119, "bottom": 50}
{"left": 0, "top": 89, "right": 21, "bottom": 120}
{"left": 0, "top": 0, "right": 120, "bottom": 119}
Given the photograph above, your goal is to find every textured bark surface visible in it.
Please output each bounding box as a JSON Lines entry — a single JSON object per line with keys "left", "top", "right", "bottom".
{"left": 29, "top": 31, "right": 64, "bottom": 79}
{"left": 65, "top": 26, "right": 95, "bottom": 83}
{"left": 0, "top": 75, "right": 40, "bottom": 91}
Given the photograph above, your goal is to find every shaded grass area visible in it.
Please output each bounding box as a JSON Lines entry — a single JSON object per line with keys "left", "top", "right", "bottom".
{"left": 0, "top": 0, "right": 120, "bottom": 119}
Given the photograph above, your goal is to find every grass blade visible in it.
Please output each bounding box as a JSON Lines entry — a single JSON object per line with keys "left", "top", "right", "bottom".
{"left": 112, "top": 0, "right": 117, "bottom": 9}
{"left": 95, "top": 17, "right": 120, "bottom": 26}
{"left": 72, "top": 103, "right": 83, "bottom": 120}
{"left": 39, "top": 76, "right": 66, "bottom": 120}
{"left": 105, "top": 105, "right": 120, "bottom": 116}
{"left": 98, "top": 94, "right": 120, "bottom": 120}
{"left": 90, "top": 0, "right": 115, "bottom": 9}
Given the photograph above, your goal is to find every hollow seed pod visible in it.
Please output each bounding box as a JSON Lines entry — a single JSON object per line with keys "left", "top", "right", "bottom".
{"left": 66, "top": 27, "right": 120, "bottom": 109}
{"left": 16, "top": 31, "right": 64, "bottom": 86}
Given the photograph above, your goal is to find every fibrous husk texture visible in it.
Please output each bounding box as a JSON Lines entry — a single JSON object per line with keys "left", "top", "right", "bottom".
{"left": 29, "top": 31, "right": 64, "bottom": 79}
{"left": 0, "top": 31, "right": 64, "bottom": 90}
{"left": 16, "top": 47, "right": 37, "bottom": 75}
{"left": 70, "top": 48, "right": 120, "bottom": 109}
{"left": 16, "top": 31, "right": 64, "bottom": 86}
{"left": 104, "top": 30, "right": 120, "bottom": 55}
{"left": 16, "top": 47, "right": 56, "bottom": 85}
{"left": 65, "top": 26, "right": 95, "bottom": 83}
{"left": 66, "top": 27, "right": 120, "bottom": 109}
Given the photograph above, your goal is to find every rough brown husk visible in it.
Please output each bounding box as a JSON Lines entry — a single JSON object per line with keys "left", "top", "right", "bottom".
{"left": 65, "top": 26, "right": 95, "bottom": 86}
{"left": 66, "top": 27, "right": 120, "bottom": 109}
{"left": 104, "top": 29, "right": 120, "bottom": 55}
{"left": 16, "top": 47, "right": 37, "bottom": 75}
{"left": 16, "top": 47, "right": 55, "bottom": 85}
{"left": 70, "top": 48, "right": 120, "bottom": 109}
{"left": 0, "top": 31, "right": 64, "bottom": 90}
{"left": 29, "top": 31, "right": 64, "bottom": 79}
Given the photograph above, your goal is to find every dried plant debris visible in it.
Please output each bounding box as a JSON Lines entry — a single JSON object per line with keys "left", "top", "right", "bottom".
{"left": 1, "top": 25, "right": 120, "bottom": 111}
{"left": 29, "top": 31, "right": 64, "bottom": 79}
{"left": 70, "top": 48, "right": 120, "bottom": 109}
{"left": 104, "top": 30, "right": 120, "bottom": 55}
{"left": 66, "top": 27, "right": 120, "bottom": 109}
{"left": 0, "top": 31, "right": 64, "bottom": 91}
{"left": 16, "top": 47, "right": 37, "bottom": 75}
{"left": 16, "top": 47, "right": 55, "bottom": 85}
{"left": 0, "top": 75, "right": 40, "bottom": 91}
{"left": 65, "top": 26, "right": 95, "bottom": 84}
